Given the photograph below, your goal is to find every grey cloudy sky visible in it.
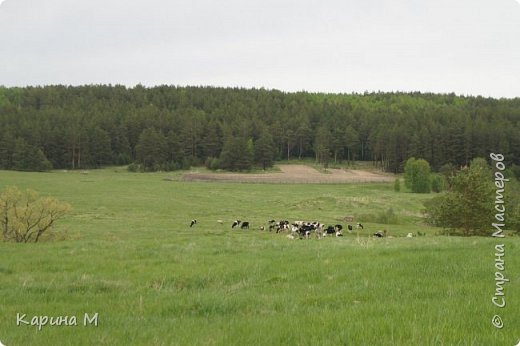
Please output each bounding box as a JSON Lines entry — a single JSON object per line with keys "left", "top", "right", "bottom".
{"left": 1, "top": 0, "right": 519, "bottom": 97}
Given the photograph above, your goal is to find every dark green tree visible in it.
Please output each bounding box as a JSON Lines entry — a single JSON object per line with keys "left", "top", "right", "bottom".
{"left": 314, "top": 127, "right": 331, "bottom": 168}
{"left": 88, "top": 127, "right": 112, "bottom": 167}
{"left": 343, "top": 125, "right": 359, "bottom": 165}
{"left": 166, "top": 130, "right": 185, "bottom": 169}
{"left": 201, "top": 121, "right": 222, "bottom": 159}
{"left": 0, "top": 130, "right": 16, "bottom": 169}
{"left": 219, "top": 133, "right": 253, "bottom": 171}
{"left": 12, "top": 138, "right": 52, "bottom": 171}
{"left": 255, "top": 130, "right": 275, "bottom": 170}
{"left": 135, "top": 128, "right": 168, "bottom": 171}
{"left": 295, "top": 121, "right": 312, "bottom": 159}
{"left": 112, "top": 125, "right": 132, "bottom": 165}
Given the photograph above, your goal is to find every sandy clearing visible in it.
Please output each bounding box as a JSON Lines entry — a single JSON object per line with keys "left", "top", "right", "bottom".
{"left": 181, "top": 164, "right": 394, "bottom": 184}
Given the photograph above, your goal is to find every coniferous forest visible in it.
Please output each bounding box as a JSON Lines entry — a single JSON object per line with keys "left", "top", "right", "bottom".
{"left": 0, "top": 85, "right": 519, "bottom": 172}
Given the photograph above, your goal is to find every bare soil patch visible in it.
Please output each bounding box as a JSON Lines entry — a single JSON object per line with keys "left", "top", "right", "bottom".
{"left": 181, "top": 165, "right": 394, "bottom": 184}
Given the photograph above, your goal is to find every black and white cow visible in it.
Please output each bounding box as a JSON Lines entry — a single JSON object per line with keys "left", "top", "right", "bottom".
{"left": 374, "top": 230, "right": 387, "bottom": 238}
{"left": 323, "top": 224, "right": 343, "bottom": 238}
{"left": 295, "top": 224, "right": 314, "bottom": 239}
{"left": 347, "top": 224, "right": 353, "bottom": 232}
{"left": 241, "top": 222, "right": 250, "bottom": 229}
{"left": 232, "top": 220, "right": 241, "bottom": 228}
{"left": 190, "top": 219, "right": 197, "bottom": 227}
{"left": 294, "top": 221, "right": 324, "bottom": 239}
{"left": 356, "top": 223, "right": 364, "bottom": 230}
{"left": 324, "top": 225, "right": 336, "bottom": 235}
{"left": 275, "top": 220, "right": 290, "bottom": 233}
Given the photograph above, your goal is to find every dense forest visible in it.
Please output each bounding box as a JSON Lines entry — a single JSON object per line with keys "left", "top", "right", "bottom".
{"left": 0, "top": 85, "right": 519, "bottom": 172}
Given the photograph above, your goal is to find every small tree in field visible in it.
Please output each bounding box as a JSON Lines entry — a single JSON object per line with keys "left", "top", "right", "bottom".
{"left": 394, "top": 178, "right": 401, "bottom": 192}
{"left": 404, "top": 158, "right": 431, "bottom": 193}
{"left": 0, "top": 186, "right": 71, "bottom": 243}
{"left": 424, "top": 158, "right": 494, "bottom": 236}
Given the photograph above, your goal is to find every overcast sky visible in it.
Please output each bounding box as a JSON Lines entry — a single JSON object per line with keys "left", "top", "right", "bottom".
{"left": 0, "top": 0, "right": 519, "bottom": 98}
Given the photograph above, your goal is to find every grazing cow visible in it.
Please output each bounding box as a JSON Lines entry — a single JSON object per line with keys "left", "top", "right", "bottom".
{"left": 276, "top": 220, "right": 290, "bottom": 233}
{"left": 347, "top": 224, "right": 353, "bottom": 232}
{"left": 294, "top": 224, "right": 313, "bottom": 239}
{"left": 335, "top": 224, "right": 343, "bottom": 232}
{"left": 374, "top": 230, "right": 387, "bottom": 238}
{"left": 406, "top": 232, "right": 413, "bottom": 238}
{"left": 356, "top": 223, "right": 364, "bottom": 230}
{"left": 322, "top": 224, "right": 339, "bottom": 238}
{"left": 241, "top": 222, "right": 250, "bottom": 229}
{"left": 296, "top": 222, "right": 323, "bottom": 239}
{"left": 190, "top": 219, "right": 197, "bottom": 227}
{"left": 325, "top": 225, "right": 336, "bottom": 235}
{"left": 259, "top": 226, "right": 265, "bottom": 231}
{"left": 336, "top": 231, "right": 344, "bottom": 237}
{"left": 232, "top": 220, "right": 241, "bottom": 228}
{"left": 314, "top": 224, "right": 324, "bottom": 239}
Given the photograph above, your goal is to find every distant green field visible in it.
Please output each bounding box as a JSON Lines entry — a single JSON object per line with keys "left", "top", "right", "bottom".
{"left": 0, "top": 168, "right": 518, "bottom": 345}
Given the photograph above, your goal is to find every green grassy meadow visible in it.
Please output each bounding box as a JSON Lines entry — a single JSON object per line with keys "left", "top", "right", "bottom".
{"left": 0, "top": 168, "right": 519, "bottom": 345}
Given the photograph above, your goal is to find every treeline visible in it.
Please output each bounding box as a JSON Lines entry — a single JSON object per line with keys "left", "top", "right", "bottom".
{"left": 0, "top": 85, "right": 519, "bottom": 172}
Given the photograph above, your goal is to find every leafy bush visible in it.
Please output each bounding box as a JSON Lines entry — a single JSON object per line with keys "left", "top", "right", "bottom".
{"left": 431, "top": 175, "right": 445, "bottom": 193}
{"left": 360, "top": 208, "right": 400, "bottom": 225}
{"left": 205, "top": 157, "right": 220, "bottom": 170}
{"left": 127, "top": 163, "right": 141, "bottom": 172}
{"left": 394, "top": 178, "right": 401, "bottom": 192}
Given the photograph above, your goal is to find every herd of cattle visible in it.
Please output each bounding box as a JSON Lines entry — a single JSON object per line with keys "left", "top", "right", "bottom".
{"left": 189, "top": 219, "right": 393, "bottom": 239}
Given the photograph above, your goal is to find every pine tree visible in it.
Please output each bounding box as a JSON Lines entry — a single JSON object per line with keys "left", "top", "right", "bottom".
{"left": 12, "top": 138, "right": 52, "bottom": 171}
{"left": 135, "top": 128, "right": 168, "bottom": 171}
{"left": 314, "top": 127, "right": 331, "bottom": 167}
{"left": 255, "top": 130, "right": 275, "bottom": 170}
{"left": 0, "top": 130, "right": 16, "bottom": 169}
{"left": 201, "top": 121, "right": 222, "bottom": 159}
{"left": 112, "top": 125, "right": 132, "bottom": 165}
{"left": 89, "top": 127, "right": 112, "bottom": 167}
{"left": 166, "top": 130, "right": 185, "bottom": 169}
{"left": 344, "top": 125, "right": 359, "bottom": 165}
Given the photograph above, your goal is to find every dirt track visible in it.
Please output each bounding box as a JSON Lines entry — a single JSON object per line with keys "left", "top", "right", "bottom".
{"left": 182, "top": 165, "right": 394, "bottom": 184}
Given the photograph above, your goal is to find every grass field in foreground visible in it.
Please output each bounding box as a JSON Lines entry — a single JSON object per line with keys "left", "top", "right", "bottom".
{"left": 0, "top": 168, "right": 519, "bottom": 345}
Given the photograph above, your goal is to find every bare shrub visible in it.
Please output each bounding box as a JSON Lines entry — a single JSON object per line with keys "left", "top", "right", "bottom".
{"left": 0, "top": 186, "right": 71, "bottom": 243}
